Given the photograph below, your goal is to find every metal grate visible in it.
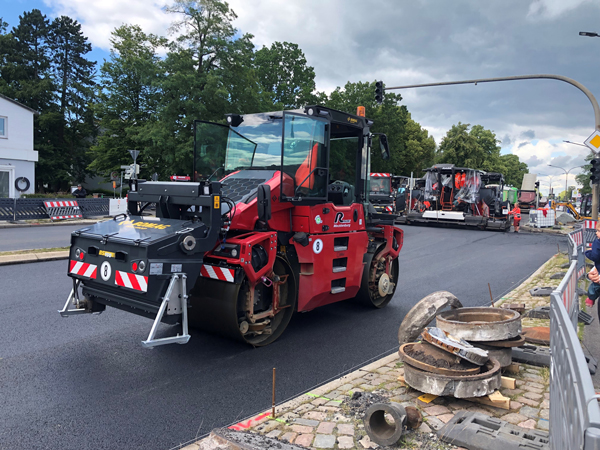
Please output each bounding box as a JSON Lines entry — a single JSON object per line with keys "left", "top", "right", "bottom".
{"left": 77, "top": 198, "right": 110, "bottom": 217}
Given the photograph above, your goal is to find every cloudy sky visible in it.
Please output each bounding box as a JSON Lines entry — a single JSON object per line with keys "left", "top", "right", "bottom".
{"left": 4, "top": 0, "right": 600, "bottom": 194}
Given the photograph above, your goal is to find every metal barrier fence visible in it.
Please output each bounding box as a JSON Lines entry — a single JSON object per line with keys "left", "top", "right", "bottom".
{"left": 0, "top": 198, "right": 109, "bottom": 221}
{"left": 551, "top": 254, "right": 600, "bottom": 448}
{"left": 76, "top": 198, "right": 109, "bottom": 217}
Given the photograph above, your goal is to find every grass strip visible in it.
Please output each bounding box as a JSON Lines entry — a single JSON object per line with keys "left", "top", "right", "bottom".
{"left": 0, "top": 246, "right": 69, "bottom": 256}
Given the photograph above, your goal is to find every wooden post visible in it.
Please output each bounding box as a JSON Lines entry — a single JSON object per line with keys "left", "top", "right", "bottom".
{"left": 488, "top": 283, "right": 494, "bottom": 307}
{"left": 272, "top": 368, "right": 276, "bottom": 418}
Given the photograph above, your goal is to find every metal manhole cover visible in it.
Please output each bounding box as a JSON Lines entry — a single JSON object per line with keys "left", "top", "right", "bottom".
{"left": 522, "top": 327, "right": 550, "bottom": 345}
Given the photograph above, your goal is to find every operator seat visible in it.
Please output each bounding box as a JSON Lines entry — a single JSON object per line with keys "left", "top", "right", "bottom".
{"left": 295, "top": 143, "right": 319, "bottom": 190}
{"left": 328, "top": 181, "right": 354, "bottom": 206}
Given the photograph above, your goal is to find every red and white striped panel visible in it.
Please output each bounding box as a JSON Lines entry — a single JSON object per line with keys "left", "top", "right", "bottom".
{"left": 51, "top": 215, "right": 83, "bottom": 220}
{"left": 44, "top": 200, "right": 79, "bottom": 208}
{"left": 572, "top": 229, "right": 583, "bottom": 247}
{"left": 578, "top": 266, "right": 586, "bottom": 280}
{"left": 585, "top": 220, "right": 598, "bottom": 230}
{"left": 385, "top": 205, "right": 393, "bottom": 212}
{"left": 369, "top": 173, "right": 391, "bottom": 178}
{"left": 200, "top": 264, "right": 235, "bottom": 283}
{"left": 69, "top": 260, "right": 97, "bottom": 279}
{"left": 115, "top": 271, "right": 148, "bottom": 293}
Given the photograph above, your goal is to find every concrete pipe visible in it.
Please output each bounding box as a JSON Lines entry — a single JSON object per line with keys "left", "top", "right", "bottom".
{"left": 363, "top": 402, "right": 407, "bottom": 446}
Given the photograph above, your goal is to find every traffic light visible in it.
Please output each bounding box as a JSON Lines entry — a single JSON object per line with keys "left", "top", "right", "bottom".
{"left": 591, "top": 158, "right": 600, "bottom": 184}
{"left": 375, "top": 81, "right": 384, "bottom": 104}
{"left": 534, "top": 181, "right": 540, "bottom": 190}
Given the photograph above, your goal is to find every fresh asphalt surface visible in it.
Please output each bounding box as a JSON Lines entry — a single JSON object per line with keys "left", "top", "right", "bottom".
{"left": 0, "top": 225, "right": 564, "bottom": 450}
{"left": 0, "top": 224, "right": 85, "bottom": 252}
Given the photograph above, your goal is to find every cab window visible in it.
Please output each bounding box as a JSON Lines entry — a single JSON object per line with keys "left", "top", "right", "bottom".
{"left": 281, "top": 113, "right": 328, "bottom": 201}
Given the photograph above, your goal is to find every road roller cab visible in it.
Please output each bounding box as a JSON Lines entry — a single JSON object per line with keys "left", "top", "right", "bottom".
{"left": 61, "top": 105, "right": 403, "bottom": 347}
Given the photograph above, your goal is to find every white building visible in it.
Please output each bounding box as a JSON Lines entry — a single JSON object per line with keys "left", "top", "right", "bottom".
{"left": 0, "top": 94, "right": 38, "bottom": 198}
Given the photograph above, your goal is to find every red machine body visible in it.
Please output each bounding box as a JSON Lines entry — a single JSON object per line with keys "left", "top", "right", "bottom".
{"left": 62, "top": 105, "right": 404, "bottom": 348}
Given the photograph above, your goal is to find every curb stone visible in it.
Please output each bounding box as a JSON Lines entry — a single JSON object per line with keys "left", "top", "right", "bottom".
{"left": 0, "top": 219, "right": 101, "bottom": 229}
{"left": 0, "top": 251, "right": 69, "bottom": 266}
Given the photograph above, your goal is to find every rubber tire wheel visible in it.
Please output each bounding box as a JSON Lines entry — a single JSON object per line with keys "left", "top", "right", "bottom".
{"left": 188, "top": 256, "right": 297, "bottom": 347}
{"left": 14, "top": 176, "right": 30, "bottom": 192}
{"left": 355, "top": 249, "right": 399, "bottom": 308}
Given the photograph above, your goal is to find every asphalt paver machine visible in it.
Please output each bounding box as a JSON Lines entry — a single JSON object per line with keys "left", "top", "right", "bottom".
{"left": 402, "top": 164, "right": 511, "bottom": 231}
{"left": 60, "top": 106, "right": 403, "bottom": 347}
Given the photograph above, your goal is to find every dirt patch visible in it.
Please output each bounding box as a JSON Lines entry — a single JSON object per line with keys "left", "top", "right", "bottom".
{"left": 344, "top": 391, "right": 390, "bottom": 419}
{"left": 404, "top": 347, "right": 478, "bottom": 371}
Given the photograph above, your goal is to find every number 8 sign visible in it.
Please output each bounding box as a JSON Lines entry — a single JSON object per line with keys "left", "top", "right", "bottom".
{"left": 100, "top": 261, "right": 112, "bottom": 281}
{"left": 312, "top": 238, "right": 323, "bottom": 254}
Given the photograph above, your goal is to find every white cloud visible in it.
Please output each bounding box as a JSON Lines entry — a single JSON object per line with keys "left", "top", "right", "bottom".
{"left": 44, "top": 0, "right": 173, "bottom": 51}
{"left": 527, "top": 0, "right": 593, "bottom": 20}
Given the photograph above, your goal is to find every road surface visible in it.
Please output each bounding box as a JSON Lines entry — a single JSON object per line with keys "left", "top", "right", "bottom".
{"left": 0, "top": 224, "right": 87, "bottom": 252}
{"left": 0, "top": 226, "right": 564, "bottom": 449}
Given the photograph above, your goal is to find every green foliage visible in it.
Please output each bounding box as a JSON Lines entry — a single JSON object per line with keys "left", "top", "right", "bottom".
{"left": 22, "top": 192, "right": 76, "bottom": 198}
{"left": 324, "top": 81, "right": 435, "bottom": 177}
{"left": 576, "top": 152, "right": 595, "bottom": 195}
{"left": 4, "top": 2, "right": 534, "bottom": 194}
{"left": 499, "top": 154, "right": 529, "bottom": 188}
{"left": 437, "top": 122, "right": 528, "bottom": 187}
{"left": 90, "top": 25, "right": 167, "bottom": 178}
{"left": 254, "top": 42, "right": 318, "bottom": 108}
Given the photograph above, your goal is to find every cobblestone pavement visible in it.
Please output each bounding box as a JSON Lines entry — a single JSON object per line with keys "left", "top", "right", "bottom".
{"left": 186, "top": 353, "right": 550, "bottom": 449}
{"left": 187, "top": 254, "right": 565, "bottom": 449}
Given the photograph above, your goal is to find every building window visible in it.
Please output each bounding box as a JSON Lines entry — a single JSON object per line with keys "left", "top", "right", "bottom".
{"left": 0, "top": 116, "right": 6, "bottom": 138}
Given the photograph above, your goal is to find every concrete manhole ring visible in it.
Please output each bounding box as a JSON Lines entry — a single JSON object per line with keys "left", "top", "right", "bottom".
{"left": 479, "top": 334, "right": 525, "bottom": 348}
{"left": 403, "top": 357, "right": 502, "bottom": 398}
{"left": 436, "top": 307, "right": 521, "bottom": 342}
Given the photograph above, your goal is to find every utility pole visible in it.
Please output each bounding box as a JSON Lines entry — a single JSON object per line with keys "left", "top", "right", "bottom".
{"left": 385, "top": 74, "right": 600, "bottom": 219}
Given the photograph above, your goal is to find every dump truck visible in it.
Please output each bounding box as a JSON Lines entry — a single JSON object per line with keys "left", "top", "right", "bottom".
{"left": 60, "top": 105, "right": 403, "bottom": 347}
{"left": 518, "top": 173, "right": 538, "bottom": 213}
{"left": 398, "top": 164, "right": 511, "bottom": 231}
{"left": 369, "top": 173, "right": 408, "bottom": 214}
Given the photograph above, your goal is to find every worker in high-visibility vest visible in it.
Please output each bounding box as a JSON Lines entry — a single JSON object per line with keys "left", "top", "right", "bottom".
{"left": 508, "top": 203, "right": 521, "bottom": 233}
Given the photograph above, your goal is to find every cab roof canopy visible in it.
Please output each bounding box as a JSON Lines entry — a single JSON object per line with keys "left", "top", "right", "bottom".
{"left": 425, "top": 164, "right": 484, "bottom": 174}
{"left": 231, "top": 105, "right": 372, "bottom": 139}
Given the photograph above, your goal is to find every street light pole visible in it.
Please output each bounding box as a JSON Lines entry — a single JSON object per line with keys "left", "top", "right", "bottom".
{"left": 547, "top": 164, "right": 584, "bottom": 202}
{"left": 386, "top": 72, "right": 600, "bottom": 219}
{"left": 580, "top": 31, "right": 600, "bottom": 219}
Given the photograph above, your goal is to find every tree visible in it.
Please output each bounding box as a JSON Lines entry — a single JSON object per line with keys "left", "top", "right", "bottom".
{"left": 324, "top": 81, "right": 434, "bottom": 177}
{"left": 254, "top": 42, "right": 317, "bottom": 108}
{"left": 149, "top": 0, "right": 260, "bottom": 177}
{"left": 437, "top": 123, "right": 486, "bottom": 169}
{"left": 47, "top": 15, "right": 97, "bottom": 183}
{"left": 90, "top": 25, "right": 166, "bottom": 177}
{"left": 3, "top": 9, "right": 54, "bottom": 111}
{"left": 498, "top": 153, "right": 528, "bottom": 188}
{"left": 437, "top": 123, "right": 529, "bottom": 188}
{"left": 576, "top": 152, "right": 595, "bottom": 195}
